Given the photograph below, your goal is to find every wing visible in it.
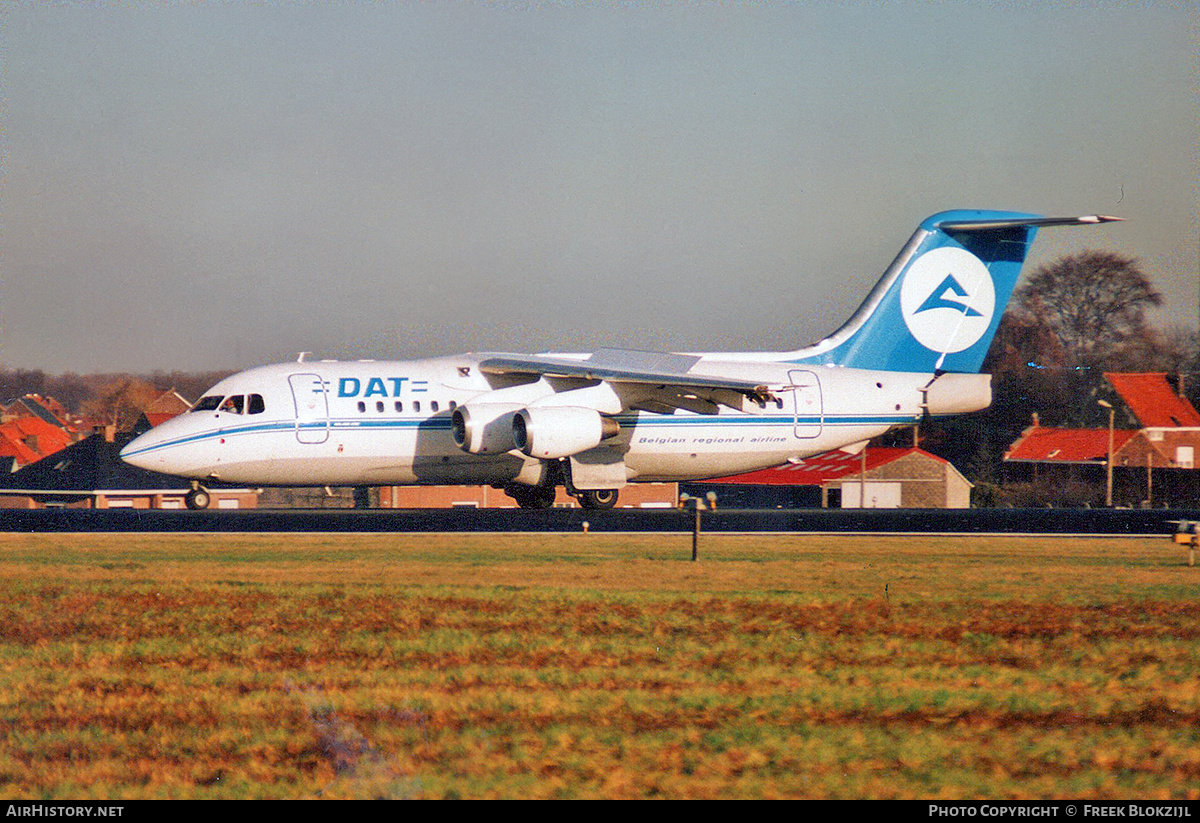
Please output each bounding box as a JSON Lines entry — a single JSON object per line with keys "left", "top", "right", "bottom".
{"left": 478, "top": 348, "right": 782, "bottom": 414}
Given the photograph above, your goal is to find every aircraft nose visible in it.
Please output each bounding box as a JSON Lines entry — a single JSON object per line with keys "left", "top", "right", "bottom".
{"left": 119, "top": 428, "right": 175, "bottom": 473}
{"left": 118, "top": 420, "right": 212, "bottom": 480}
{"left": 119, "top": 432, "right": 156, "bottom": 471}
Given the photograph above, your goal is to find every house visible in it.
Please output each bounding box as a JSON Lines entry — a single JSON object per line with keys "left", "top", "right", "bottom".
{"left": 1005, "top": 425, "right": 1138, "bottom": 472}
{"left": 142, "top": 389, "right": 193, "bottom": 428}
{"left": 0, "top": 416, "right": 74, "bottom": 471}
{"left": 1, "top": 394, "right": 76, "bottom": 430}
{"left": 1003, "top": 373, "right": 1200, "bottom": 507}
{"left": 0, "top": 392, "right": 86, "bottom": 472}
{"left": 681, "top": 447, "right": 973, "bottom": 509}
{"left": 1104, "top": 372, "right": 1200, "bottom": 428}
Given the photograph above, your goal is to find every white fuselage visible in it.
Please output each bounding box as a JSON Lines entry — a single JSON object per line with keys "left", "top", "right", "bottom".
{"left": 119, "top": 353, "right": 988, "bottom": 488}
{"left": 118, "top": 210, "right": 1116, "bottom": 497}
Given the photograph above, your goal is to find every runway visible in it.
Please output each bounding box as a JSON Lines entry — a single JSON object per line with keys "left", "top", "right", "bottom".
{"left": 2, "top": 506, "right": 1197, "bottom": 535}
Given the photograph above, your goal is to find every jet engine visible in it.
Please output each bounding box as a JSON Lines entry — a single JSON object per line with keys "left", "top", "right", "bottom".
{"left": 512, "top": 406, "right": 621, "bottom": 460}
{"left": 451, "top": 403, "right": 524, "bottom": 454}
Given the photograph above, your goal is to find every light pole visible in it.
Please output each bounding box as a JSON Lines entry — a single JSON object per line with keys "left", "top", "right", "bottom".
{"left": 1098, "top": 400, "right": 1115, "bottom": 507}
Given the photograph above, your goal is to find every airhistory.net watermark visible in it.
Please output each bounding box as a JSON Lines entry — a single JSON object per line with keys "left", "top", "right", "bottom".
{"left": 6, "top": 807, "right": 123, "bottom": 818}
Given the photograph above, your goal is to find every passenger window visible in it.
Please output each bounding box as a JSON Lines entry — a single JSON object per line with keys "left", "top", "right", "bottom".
{"left": 357, "top": 401, "right": 366, "bottom": 413}
{"left": 219, "top": 395, "right": 244, "bottom": 414}
{"left": 431, "top": 401, "right": 439, "bottom": 412}
{"left": 193, "top": 396, "right": 223, "bottom": 412}
{"left": 394, "top": 401, "right": 403, "bottom": 412}
{"left": 248, "top": 394, "right": 265, "bottom": 415}
{"left": 376, "top": 401, "right": 385, "bottom": 413}
{"left": 413, "top": 401, "right": 421, "bottom": 413}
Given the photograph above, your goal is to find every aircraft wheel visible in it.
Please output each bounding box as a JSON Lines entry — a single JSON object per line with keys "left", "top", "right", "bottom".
{"left": 185, "top": 489, "right": 211, "bottom": 510}
{"left": 579, "top": 489, "right": 618, "bottom": 509}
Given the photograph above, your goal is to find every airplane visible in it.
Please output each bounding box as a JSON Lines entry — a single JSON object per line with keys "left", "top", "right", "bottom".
{"left": 120, "top": 209, "right": 1122, "bottom": 510}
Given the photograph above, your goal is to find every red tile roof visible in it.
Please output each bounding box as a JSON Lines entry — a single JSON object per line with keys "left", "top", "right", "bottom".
{"left": 1105, "top": 372, "right": 1200, "bottom": 428}
{"left": 136, "top": 390, "right": 192, "bottom": 429}
{"left": 1004, "top": 426, "right": 1136, "bottom": 464}
{"left": 704, "top": 447, "right": 943, "bottom": 486}
{"left": 0, "top": 432, "right": 39, "bottom": 467}
{"left": 0, "top": 417, "right": 73, "bottom": 467}
{"left": 143, "top": 413, "right": 180, "bottom": 428}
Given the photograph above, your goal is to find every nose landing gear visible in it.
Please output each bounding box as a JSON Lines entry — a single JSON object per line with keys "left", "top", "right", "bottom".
{"left": 184, "top": 486, "right": 211, "bottom": 510}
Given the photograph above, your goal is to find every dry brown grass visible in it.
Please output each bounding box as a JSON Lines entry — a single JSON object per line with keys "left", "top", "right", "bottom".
{"left": 1, "top": 532, "right": 1196, "bottom": 799}
{"left": 1, "top": 531, "right": 1191, "bottom": 599}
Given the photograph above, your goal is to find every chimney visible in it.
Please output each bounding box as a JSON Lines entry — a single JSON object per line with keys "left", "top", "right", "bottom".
{"left": 1031, "top": 412, "right": 1040, "bottom": 427}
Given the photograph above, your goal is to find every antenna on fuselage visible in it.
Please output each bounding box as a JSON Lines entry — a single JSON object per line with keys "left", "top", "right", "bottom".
{"left": 297, "top": 352, "right": 310, "bottom": 363}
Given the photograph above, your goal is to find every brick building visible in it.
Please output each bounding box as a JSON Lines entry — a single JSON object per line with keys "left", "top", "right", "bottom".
{"left": 682, "top": 446, "right": 973, "bottom": 509}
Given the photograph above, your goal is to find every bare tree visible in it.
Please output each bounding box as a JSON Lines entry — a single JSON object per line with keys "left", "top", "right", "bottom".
{"left": 0, "top": 368, "right": 48, "bottom": 401}
{"left": 80, "top": 378, "right": 161, "bottom": 431}
{"left": 1148, "top": 325, "right": 1200, "bottom": 372}
{"left": 1011, "top": 251, "right": 1162, "bottom": 369}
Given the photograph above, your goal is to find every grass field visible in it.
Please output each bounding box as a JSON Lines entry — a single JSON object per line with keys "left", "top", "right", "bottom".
{"left": 1, "top": 530, "right": 1198, "bottom": 799}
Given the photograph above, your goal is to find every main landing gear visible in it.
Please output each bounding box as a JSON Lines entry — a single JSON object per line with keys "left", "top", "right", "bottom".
{"left": 577, "top": 489, "right": 618, "bottom": 509}
{"left": 503, "top": 460, "right": 620, "bottom": 510}
{"left": 504, "top": 483, "right": 557, "bottom": 509}
{"left": 503, "top": 483, "right": 619, "bottom": 510}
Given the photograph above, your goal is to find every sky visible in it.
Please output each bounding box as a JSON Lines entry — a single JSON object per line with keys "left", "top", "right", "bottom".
{"left": 3, "top": 1, "right": 1197, "bottom": 375}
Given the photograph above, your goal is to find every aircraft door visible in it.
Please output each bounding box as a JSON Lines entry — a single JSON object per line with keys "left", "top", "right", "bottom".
{"left": 789, "top": 370, "right": 823, "bottom": 439}
{"left": 288, "top": 373, "right": 330, "bottom": 444}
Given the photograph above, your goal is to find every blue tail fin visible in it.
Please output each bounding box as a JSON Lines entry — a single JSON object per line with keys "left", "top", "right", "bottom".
{"left": 789, "top": 210, "right": 1122, "bottom": 374}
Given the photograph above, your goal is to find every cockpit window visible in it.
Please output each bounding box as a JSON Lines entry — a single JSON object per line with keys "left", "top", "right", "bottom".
{"left": 219, "top": 395, "right": 245, "bottom": 414}
{"left": 192, "top": 396, "right": 223, "bottom": 412}
{"left": 248, "top": 394, "right": 265, "bottom": 414}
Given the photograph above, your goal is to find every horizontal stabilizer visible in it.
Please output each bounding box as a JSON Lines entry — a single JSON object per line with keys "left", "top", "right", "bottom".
{"left": 934, "top": 214, "right": 1124, "bottom": 231}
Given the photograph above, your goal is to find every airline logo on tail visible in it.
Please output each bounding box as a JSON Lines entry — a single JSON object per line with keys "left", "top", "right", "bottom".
{"left": 899, "top": 247, "right": 996, "bottom": 354}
